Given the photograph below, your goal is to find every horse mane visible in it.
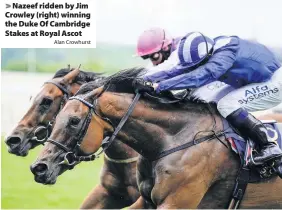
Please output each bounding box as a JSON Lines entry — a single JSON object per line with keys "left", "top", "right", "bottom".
{"left": 75, "top": 80, "right": 104, "bottom": 95}
{"left": 102, "top": 67, "right": 146, "bottom": 93}
{"left": 75, "top": 67, "right": 145, "bottom": 96}
{"left": 74, "top": 67, "right": 217, "bottom": 115}
{"left": 53, "top": 67, "right": 105, "bottom": 84}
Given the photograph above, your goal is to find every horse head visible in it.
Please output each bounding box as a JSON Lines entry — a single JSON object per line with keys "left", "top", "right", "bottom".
{"left": 5, "top": 65, "right": 104, "bottom": 156}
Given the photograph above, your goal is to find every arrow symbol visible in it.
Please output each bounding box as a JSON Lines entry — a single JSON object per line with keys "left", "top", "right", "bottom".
{"left": 6, "top": 4, "right": 11, "bottom": 8}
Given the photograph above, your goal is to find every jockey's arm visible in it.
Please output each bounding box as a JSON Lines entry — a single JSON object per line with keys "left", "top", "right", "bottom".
{"left": 143, "top": 50, "right": 185, "bottom": 82}
{"left": 155, "top": 47, "right": 237, "bottom": 93}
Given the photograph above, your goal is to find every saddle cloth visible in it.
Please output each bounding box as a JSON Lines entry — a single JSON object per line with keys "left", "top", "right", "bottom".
{"left": 223, "top": 119, "right": 282, "bottom": 181}
{"left": 224, "top": 120, "right": 282, "bottom": 159}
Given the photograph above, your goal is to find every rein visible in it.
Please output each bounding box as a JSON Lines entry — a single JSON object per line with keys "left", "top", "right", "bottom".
{"left": 101, "top": 93, "right": 141, "bottom": 150}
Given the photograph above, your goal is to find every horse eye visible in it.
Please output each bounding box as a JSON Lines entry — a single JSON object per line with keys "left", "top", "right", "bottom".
{"left": 40, "top": 98, "right": 53, "bottom": 107}
{"left": 69, "top": 117, "right": 80, "bottom": 126}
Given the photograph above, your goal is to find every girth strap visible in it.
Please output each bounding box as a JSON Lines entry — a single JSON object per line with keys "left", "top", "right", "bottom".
{"left": 228, "top": 167, "right": 250, "bottom": 209}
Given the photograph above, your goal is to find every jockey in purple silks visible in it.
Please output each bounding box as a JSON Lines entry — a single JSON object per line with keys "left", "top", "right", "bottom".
{"left": 134, "top": 27, "right": 282, "bottom": 165}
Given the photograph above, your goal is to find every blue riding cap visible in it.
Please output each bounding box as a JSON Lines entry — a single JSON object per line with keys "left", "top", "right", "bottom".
{"left": 178, "top": 32, "right": 214, "bottom": 68}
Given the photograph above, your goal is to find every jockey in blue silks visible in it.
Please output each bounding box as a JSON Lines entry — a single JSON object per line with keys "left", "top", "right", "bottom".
{"left": 134, "top": 27, "right": 282, "bottom": 165}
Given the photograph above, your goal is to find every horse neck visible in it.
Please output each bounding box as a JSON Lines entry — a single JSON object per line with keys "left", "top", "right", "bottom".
{"left": 100, "top": 92, "right": 223, "bottom": 159}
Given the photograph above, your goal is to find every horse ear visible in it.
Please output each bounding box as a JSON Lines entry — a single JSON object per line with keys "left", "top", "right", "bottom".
{"left": 63, "top": 64, "right": 81, "bottom": 83}
{"left": 85, "top": 86, "right": 104, "bottom": 100}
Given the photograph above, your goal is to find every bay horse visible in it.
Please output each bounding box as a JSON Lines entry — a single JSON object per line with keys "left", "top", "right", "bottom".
{"left": 5, "top": 66, "right": 140, "bottom": 209}
{"left": 30, "top": 67, "right": 282, "bottom": 209}
{"left": 256, "top": 112, "right": 282, "bottom": 122}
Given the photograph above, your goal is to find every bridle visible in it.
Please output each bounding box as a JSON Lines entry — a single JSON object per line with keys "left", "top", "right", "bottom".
{"left": 30, "top": 80, "right": 71, "bottom": 144}
{"left": 47, "top": 96, "right": 100, "bottom": 166}
{"left": 46, "top": 92, "right": 141, "bottom": 167}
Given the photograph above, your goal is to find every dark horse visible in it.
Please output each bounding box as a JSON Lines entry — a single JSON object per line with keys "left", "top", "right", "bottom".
{"left": 30, "top": 67, "right": 282, "bottom": 209}
{"left": 5, "top": 67, "right": 140, "bottom": 209}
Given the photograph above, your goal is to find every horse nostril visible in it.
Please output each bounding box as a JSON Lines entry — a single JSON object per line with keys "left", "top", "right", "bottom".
{"left": 5, "top": 136, "right": 22, "bottom": 146}
{"left": 30, "top": 163, "right": 48, "bottom": 176}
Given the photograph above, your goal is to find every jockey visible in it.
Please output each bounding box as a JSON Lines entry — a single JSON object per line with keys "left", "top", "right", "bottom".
{"left": 134, "top": 27, "right": 282, "bottom": 165}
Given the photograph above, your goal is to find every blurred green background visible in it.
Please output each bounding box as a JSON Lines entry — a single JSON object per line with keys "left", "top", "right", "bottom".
{"left": 1, "top": 43, "right": 147, "bottom": 74}
{"left": 1, "top": 137, "right": 104, "bottom": 209}
{"left": 1, "top": 44, "right": 281, "bottom": 74}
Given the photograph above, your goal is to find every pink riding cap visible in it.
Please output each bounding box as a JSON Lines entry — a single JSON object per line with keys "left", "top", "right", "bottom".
{"left": 136, "top": 27, "right": 173, "bottom": 57}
